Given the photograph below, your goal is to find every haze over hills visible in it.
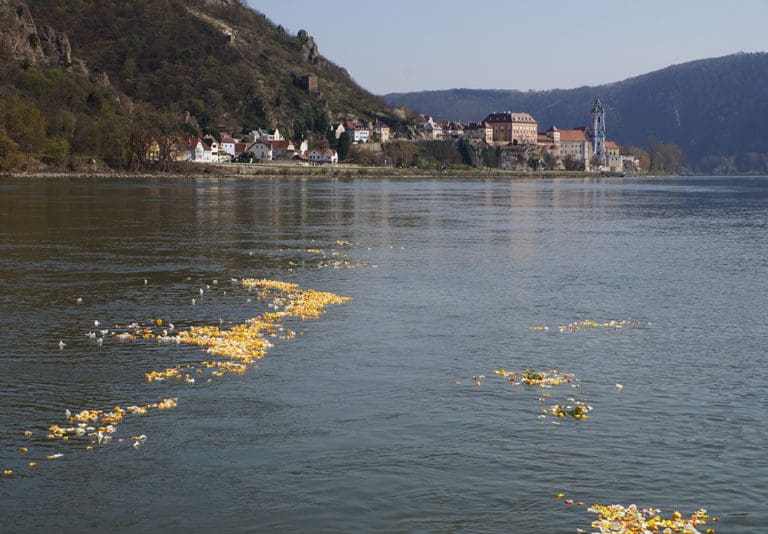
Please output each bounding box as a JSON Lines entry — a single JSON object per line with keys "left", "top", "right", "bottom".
{"left": 384, "top": 53, "right": 768, "bottom": 173}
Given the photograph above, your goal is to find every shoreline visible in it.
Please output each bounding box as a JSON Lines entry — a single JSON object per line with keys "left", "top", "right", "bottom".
{"left": 1, "top": 162, "right": 640, "bottom": 180}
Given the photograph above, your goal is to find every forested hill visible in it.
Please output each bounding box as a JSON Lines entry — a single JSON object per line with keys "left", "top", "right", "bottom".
{"left": 384, "top": 53, "right": 768, "bottom": 173}
{"left": 0, "top": 0, "right": 395, "bottom": 169}
{"left": 23, "top": 0, "right": 392, "bottom": 126}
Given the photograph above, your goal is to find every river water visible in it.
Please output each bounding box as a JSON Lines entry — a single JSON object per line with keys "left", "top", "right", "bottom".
{"left": 0, "top": 175, "right": 766, "bottom": 533}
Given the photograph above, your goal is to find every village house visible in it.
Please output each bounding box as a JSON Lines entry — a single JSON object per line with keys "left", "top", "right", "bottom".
{"left": 245, "top": 141, "right": 273, "bottom": 161}
{"left": 441, "top": 121, "right": 467, "bottom": 139}
{"left": 422, "top": 121, "right": 443, "bottom": 140}
{"left": 200, "top": 135, "right": 223, "bottom": 162}
{"left": 465, "top": 122, "right": 493, "bottom": 143}
{"left": 251, "top": 128, "right": 284, "bottom": 142}
{"left": 219, "top": 133, "right": 238, "bottom": 159}
{"left": 170, "top": 135, "right": 215, "bottom": 163}
{"left": 483, "top": 112, "right": 539, "bottom": 146}
{"left": 233, "top": 142, "right": 250, "bottom": 158}
{"left": 344, "top": 121, "right": 370, "bottom": 143}
{"left": 373, "top": 122, "right": 390, "bottom": 143}
{"left": 417, "top": 114, "right": 435, "bottom": 129}
{"left": 244, "top": 139, "right": 308, "bottom": 161}
{"left": 308, "top": 148, "right": 338, "bottom": 165}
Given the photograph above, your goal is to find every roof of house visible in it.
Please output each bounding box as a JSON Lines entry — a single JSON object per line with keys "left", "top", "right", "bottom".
{"left": 345, "top": 121, "right": 367, "bottom": 131}
{"left": 248, "top": 140, "right": 295, "bottom": 151}
{"left": 269, "top": 140, "right": 294, "bottom": 150}
{"left": 483, "top": 112, "right": 537, "bottom": 124}
{"left": 234, "top": 142, "right": 249, "bottom": 154}
{"left": 605, "top": 140, "right": 620, "bottom": 149}
{"left": 558, "top": 129, "right": 590, "bottom": 142}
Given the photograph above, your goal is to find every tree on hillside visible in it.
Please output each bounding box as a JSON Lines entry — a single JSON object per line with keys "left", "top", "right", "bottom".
{"left": 0, "top": 96, "right": 46, "bottom": 160}
{"left": 337, "top": 132, "right": 352, "bottom": 161}
{"left": 153, "top": 106, "right": 185, "bottom": 170}
{"left": 41, "top": 137, "right": 71, "bottom": 167}
{"left": 0, "top": 127, "right": 25, "bottom": 170}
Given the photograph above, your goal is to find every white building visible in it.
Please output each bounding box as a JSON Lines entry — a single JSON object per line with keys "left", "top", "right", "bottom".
{"left": 246, "top": 142, "right": 273, "bottom": 161}
{"left": 344, "top": 121, "right": 369, "bottom": 143}
{"left": 308, "top": 149, "right": 338, "bottom": 164}
{"left": 219, "top": 133, "right": 238, "bottom": 159}
{"left": 251, "top": 128, "right": 284, "bottom": 142}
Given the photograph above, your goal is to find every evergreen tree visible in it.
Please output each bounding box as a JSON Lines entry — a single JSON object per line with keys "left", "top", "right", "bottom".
{"left": 337, "top": 132, "right": 352, "bottom": 161}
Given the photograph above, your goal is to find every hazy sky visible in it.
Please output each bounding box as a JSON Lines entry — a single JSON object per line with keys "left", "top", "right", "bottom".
{"left": 246, "top": 0, "right": 768, "bottom": 95}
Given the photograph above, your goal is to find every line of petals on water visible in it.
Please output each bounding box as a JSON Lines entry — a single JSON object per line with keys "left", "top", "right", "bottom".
{"left": 528, "top": 318, "right": 649, "bottom": 333}
{"left": 4, "top": 279, "right": 351, "bottom": 478}
{"left": 144, "top": 280, "right": 351, "bottom": 382}
{"left": 2, "top": 398, "right": 179, "bottom": 478}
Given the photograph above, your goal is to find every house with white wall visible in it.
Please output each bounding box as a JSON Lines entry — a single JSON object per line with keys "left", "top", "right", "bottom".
{"left": 308, "top": 148, "right": 338, "bottom": 164}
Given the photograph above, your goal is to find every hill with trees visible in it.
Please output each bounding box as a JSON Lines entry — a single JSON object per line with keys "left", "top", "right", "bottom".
{"left": 0, "top": 0, "right": 399, "bottom": 170}
{"left": 384, "top": 53, "right": 768, "bottom": 174}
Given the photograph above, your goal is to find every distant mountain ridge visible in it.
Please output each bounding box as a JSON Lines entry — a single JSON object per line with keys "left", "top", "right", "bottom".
{"left": 384, "top": 53, "right": 768, "bottom": 172}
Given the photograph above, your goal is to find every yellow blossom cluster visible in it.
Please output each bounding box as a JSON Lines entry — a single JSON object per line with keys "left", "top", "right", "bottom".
{"left": 587, "top": 503, "right": 715, "bottom": 534}
{"left": 44, "top": 399, "right": 179, "bottom": 445}
{"left": 481, "top": 368, "right": 590, "bottom": 424}
{"left": 3, "top": 278, "right": 350, "bottom": 481}
{"left": 492, "top": 368, "right": 575, "bottom": 388}
{"left": 155, "top": 280, "right": 349, "bottom": 381}
{"left": 540, "top": 399, "right": 592, "bottom": 421}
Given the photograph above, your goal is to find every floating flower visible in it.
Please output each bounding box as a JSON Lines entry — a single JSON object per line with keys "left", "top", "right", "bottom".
{"left": 541, "top": 400, "right": 592, "bottom": 421}
{"left": 12, "top": 279, "right": 350, "bottom": 479}
{"left": 584, "top": 503, "right": 714, "bottom": 533}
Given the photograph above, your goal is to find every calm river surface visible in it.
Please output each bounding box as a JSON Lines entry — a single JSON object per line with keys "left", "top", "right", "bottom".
{"left": 0, "top": 175, "right": 766, "bottom": 533}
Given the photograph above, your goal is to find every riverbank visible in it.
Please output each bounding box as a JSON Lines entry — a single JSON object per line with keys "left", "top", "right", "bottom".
{"left": 2, "top": 161, "right": 635, "bottom": 180}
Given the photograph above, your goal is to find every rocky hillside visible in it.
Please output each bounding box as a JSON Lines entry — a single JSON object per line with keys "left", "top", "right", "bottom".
{"left": 0, "top": 1, "right": 73, "bottom": 69}
{"left": 24, "top": 0, "right": 393, "bottom": 129}
{"left": 0, "top": 0, "right": 399, "bottom": 170}
{"left": 384, "top": 53, "right": 768, "bottom": 173}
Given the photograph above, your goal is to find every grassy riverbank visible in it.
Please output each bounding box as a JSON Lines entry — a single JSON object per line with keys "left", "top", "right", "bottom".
{"left": 2, "top": 161, "right": 634, "bottom": 180}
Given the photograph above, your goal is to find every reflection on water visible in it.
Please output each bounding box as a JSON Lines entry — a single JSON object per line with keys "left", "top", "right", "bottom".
{"left": 0, "top": 175, "right": 767, "bottom": 533}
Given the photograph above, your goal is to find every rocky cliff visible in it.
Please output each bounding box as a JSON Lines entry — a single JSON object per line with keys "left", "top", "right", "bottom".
{"left": 0, "top": 0, "right": 75, "bottom": 71}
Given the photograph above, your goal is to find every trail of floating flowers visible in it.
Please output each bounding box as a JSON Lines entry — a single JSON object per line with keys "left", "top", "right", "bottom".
{"left": 493, "top": 368, "right": 577, "bottom": 388}
{"left": 555, "top": 495, "right": 717, "bottom": 534}
{"left": 144, "top": 279, "right": 350, "bottom": 382}
{"left": 3, "top": 279, "right": 351, "bottom": 478}
{"left": 295, "top": 240, "right": 372, "bottom": 270}
{"left": 464, "top": 368, "right": 592, "bottom": 423}
{"left": 528, "top": 318, "right": 649, "bottom": 333}
{"left": 2, "top": 398, "right": 179, "bottom": 478}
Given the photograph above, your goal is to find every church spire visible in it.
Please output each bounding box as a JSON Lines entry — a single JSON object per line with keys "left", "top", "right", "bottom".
{"left": 591, "top": 97, "right": 607, "bottom": 166}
